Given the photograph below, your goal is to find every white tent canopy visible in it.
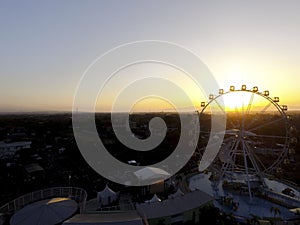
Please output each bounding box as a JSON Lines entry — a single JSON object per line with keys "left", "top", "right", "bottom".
{"left": 10, "top": 198, "right": 77, "bottom": 225}
{"left": 145, "top": 194, "right": 161, "bottom": 203}
{"left": 134, "top": 167, "right": 170, "bottom": 181}
{"left": 97, "top": 185, "right": 117, "bottom": 206}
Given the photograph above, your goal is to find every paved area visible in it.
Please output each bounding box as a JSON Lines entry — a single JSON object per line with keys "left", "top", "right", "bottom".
{"left": 189, "top": 173, "right": 299, "bottom": 220}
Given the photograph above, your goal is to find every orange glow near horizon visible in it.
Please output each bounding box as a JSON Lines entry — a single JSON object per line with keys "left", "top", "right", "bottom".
{"left": 130, "top": 98, "right": 175, "bottom": 113}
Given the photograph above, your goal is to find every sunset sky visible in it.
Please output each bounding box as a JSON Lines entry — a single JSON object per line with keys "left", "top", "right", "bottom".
{"left": 1, "top": 1, "right": 300, "bottom": 112}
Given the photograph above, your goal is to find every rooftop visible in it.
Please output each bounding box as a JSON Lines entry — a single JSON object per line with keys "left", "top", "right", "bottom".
{"left": 63, "top": 212, "right": 143, "bottom": 225}
{"left": 136, "top": 189, "right": 213, "bottom": 219}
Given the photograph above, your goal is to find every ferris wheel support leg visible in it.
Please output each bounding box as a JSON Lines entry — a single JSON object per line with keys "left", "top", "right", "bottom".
{"left": 216, "top": 138, "right": 240, "bottom": 186}
{"left": 242, "top": 141, "right": 253, "bottom": 202}
{"left": 244, "top": 142, "right": 267, "bottom": 188}
{"left": 242, "top": 103, "right": 253, "bottom": 202}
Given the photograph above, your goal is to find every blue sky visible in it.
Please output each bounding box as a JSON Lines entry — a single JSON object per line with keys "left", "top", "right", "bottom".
{"left": 1, "top": 1, "right": 300, "bottom": 112}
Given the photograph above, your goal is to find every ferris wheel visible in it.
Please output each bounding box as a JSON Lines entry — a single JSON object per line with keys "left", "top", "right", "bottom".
{"left": 198, "top": 85, "right": 292, "bottom": 195}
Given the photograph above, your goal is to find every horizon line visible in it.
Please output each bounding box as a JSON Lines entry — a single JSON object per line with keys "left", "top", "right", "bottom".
{"left": 2, "top": 108, "right": 300, "bottom": 115}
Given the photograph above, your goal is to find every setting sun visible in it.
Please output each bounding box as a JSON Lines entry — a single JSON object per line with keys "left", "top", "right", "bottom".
{"left": 202, "top": 86, "right": 283, "bottom": 114}
{"left": 223, "top": 91, "right": 249, "bottom": 111}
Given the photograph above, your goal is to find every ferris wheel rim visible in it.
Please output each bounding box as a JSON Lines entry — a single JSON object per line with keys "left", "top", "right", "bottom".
{"left": 199, "top": 87, "right": 291, "bottom": 175}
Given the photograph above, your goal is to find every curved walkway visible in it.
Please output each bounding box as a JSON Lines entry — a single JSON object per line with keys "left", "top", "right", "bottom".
{"left": 0, "top": 187, "right": 87, "bottom": 216}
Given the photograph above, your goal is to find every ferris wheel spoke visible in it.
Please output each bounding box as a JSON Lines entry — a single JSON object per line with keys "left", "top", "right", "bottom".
{"left": 244, "top": 142, "right": 267, "bottom": 175}
{"left": 246, "top": 92, "right": 255, "bottom": 115}
{"left": 241, "top": 139, "right": 253, "bottom": 198}
{"left": 218, "top": 138, "right": 240, "bottom": 182}
{"left": 200, "top": 131, "right": 233, "bottom": 139}
{"left": 233, "top": 105, "right": 241, "bottom": 129}
{"left": 246, "top": 102, "right": 272, "bottom": 129}
{"left": 203, "top": 136, "right": 234, "bottom": 148}
{"left": 265, "top": 148, "right": 289, "bottom": 173}
{"left": 250, "top": 134, "right": 287, "bottom": 139}
{"left": 242, "top": 101, "right": 246, "bottom": 132}
{"left": 245, "top": 142, "right": 267, "bottom": 170}
{"left": 222, "top": 136, "right": 239, "bottom": 146}
{"left": 248, "top": 117, "right": 284, "bottom": 133}
{"left": 200, "top": 131, "right": 238, "bottom": 145}
{"left": 212, "top": 98, "right": 226, "bottom": 114}
{"left": 212, "top": 98, "right": 237, "bottom": 128}
{"left": 259, "top": 101, "right": 272, "bottom": 114}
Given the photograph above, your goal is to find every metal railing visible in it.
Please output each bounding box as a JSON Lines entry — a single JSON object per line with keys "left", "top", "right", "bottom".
{"left": 263, "top": 189, "right": 300, "bottom": 208}
{"left": 0, "top": 187, "right": 87, "bottom": 215}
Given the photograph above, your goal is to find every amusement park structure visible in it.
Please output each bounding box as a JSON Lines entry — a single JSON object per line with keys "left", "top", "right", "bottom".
{"left": 198, "top": 85, "right": 297, "bottom": 201}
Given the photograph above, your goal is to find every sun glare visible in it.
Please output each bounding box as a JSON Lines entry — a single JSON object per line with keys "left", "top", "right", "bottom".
{"left": 223, "top": 92, "right": 250, "bottom": 111}
{"left": 208, "top": 90, "right": 271, "bottom": 113}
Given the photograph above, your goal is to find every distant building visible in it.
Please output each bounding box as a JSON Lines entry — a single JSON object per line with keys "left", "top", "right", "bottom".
{"left": 24, "top": 163, "right": 45, "bottom": 180}
{"left": 0, "top": 141, "right": 31, "bottom": 158}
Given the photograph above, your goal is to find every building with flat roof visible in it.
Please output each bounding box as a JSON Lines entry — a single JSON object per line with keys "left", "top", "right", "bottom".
{"left": 136, "top": 189, "right": 214, "bottom": 225}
